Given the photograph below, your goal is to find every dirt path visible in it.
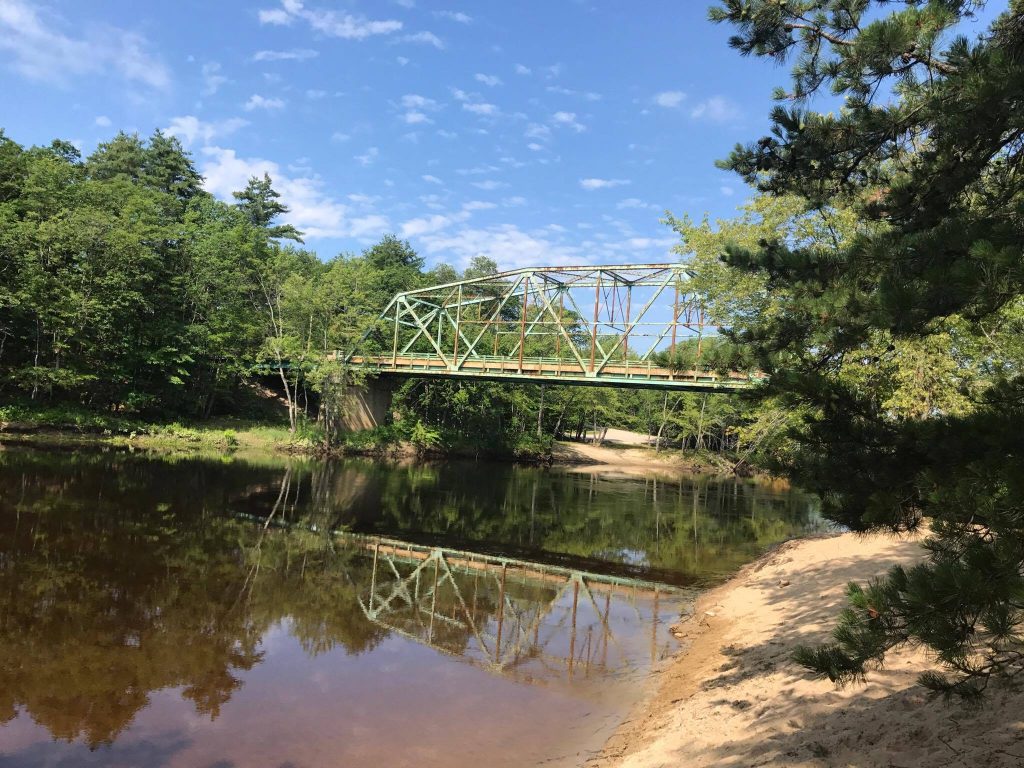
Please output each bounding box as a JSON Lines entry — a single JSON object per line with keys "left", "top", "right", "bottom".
{"left": 589, "top": 532, "right": 1024, "bottom": 768}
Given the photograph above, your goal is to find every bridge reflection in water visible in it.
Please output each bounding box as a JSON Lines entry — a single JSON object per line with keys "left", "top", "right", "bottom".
{"left": 358, "top": 535, "right": 690, "bottom": 683}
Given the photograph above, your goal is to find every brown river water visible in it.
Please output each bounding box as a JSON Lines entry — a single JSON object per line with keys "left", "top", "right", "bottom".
{"left": 0, "top": 446, "right": 824, "bottom": 767}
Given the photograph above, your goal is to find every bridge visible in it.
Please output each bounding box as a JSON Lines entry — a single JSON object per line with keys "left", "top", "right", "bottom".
{"left": 335, "top": 263, "right": 762, "bottom": 429}
{"left": 342, "top": 264, "right": 760, "bottom": 392}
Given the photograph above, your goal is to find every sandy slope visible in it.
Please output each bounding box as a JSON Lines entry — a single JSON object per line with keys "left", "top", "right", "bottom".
{"left": 589, "top": 533, "right": 1024, "bottom": 768}
{"left": 551, "top": 429, "right": 727, "bottom": 474}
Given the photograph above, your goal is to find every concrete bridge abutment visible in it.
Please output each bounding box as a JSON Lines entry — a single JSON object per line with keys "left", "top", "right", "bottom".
{"left": 339, "top": 376, "right": 399, "bottom": 432}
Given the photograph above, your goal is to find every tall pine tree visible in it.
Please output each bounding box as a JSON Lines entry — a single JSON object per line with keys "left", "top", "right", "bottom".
{"left": 710, "top": 0, "right": 1024, "bottom": 699}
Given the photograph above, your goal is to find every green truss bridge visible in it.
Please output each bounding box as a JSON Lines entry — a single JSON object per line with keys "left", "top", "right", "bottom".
{"left": 341, "top": 263, "right": 761, "bottom": 393}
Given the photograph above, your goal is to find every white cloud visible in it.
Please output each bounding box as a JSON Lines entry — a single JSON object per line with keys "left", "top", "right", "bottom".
{"left": 403, "top": 111, "right": 431, "bottom": 124}
{"left": 720, "top": 185, "right": 735, "bottom": 196}
{"left": 400, "top": 94, "right": 438, "bottom": 109}
{"left": 305, "top": 89, "right": 327, "bottom": 99}
{"left": 547, "top": 85, "right": 601, "bottom": 101}
{"left": 245, "top": 94, "right": 285, "bottom": 110}
{"left": 580, "top": 178, "right": 630, "bottom": 190}
{"left": 0, "top": 0, "right": 169, "bottom": 88}
{"left": 472, "top": 180, "right": 507, "bottom": 190}
{"left": 396, "top": 56, "right": 409, "bottom": 65}
{"left": 514, "top": 63, "right": 531, "bottom": 75}
{"left": 417, "top": 224, "right": 581, "bottom": 270}
{"left": 200, "top": 145, "right": 389, "bottom": 239}
{"left": 399, "top": 94, "right": 439, "bottom": 124}
{"left": 354, "top": 146, "right": 379, "bottom": 166}
{"left": 503, "top": 196, "right": 526, "bottom": 207}
{"left": 475, "top": 73, "right": 501, "bottom": 87}
{"left": 165, "top": 115, "right": 249, "bottom": 146}
{"left": 456, "top": 164, "right": 499, "bottom": 176}
{"left": 258, "top": 1, "right": 403, "bottom": 39}
{"left": 400, "top": 31, "right": 445, "bottom": 49}
{"left": 552, "top": 111, "right": 585, "bottom": 132}
{"left": 653, "top": 90, "right": 685, "bottom": 108}
{"left": 617, "top": 197, "right": 659, "bottom": 210}
{"left": 691, "top": 96, "right": 741, "bottom": 122}
{"left": 462, "top": 200, "right": 496, "bottom": 211}
{"left": 331, "top": 131, "right": 351, "bottom": 142}
{"left": 258, "top": 8, "right": 291, "bottom": 24}
{"left": 349, "top": 215, "right": 390, "bottom": 238}
{"left": 527, "top": 142, "right": 543, "bottom": 151}
{"left": 252, "top": 48, "right": 319, "bottom": 62}
{"left": 201, "top": 62, "right": 228, "bottom": 96}
{"left": 94, "top": 115, "right": 111, "bottom": 127}
{"left": 463, "top": 102, "right": 498, "bottom": 116}
{"left": 422, "top": 174, "right": 443, "bottom": 184}
{"left": 436, "top": 10, "right": 472, "bottom": 23}
{"left": 525, "top": 123, "right": 551, "bottom": 140}
{"left": 400, "top": 213, "right": 463, "bottom": 237}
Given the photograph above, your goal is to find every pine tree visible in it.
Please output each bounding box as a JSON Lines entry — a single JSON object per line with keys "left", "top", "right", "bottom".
{"left": 710, "top": 0, "right": 1024, "bottom": 699}
{"left": 233, "top": 173, "right": 304, "bottom": 242}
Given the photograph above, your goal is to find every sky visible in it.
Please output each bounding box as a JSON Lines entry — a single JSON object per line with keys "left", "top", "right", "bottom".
{"left": 0, "top": 0, "right": 792, "bottom": 271}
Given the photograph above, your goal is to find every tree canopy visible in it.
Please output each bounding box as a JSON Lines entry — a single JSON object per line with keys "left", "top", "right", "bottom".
{"left": 710, "top": 0, "right": 1024, "bottom": 699}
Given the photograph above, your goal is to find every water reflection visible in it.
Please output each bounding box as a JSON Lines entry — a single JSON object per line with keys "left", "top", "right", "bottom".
{"left": 0, "top": 447, "right": 824, "bottom": 767}
{"left": 359, "top": 538, "right": 684, "bottom": 683}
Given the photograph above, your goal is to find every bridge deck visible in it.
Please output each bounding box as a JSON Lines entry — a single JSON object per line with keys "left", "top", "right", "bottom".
{"left": 344, "top": 353, "right": 758, "bottom": 392}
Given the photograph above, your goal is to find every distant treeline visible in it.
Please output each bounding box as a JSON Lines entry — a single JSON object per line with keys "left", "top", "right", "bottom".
{"left": 0, "top": 128, "right": 772, "bottom": 458}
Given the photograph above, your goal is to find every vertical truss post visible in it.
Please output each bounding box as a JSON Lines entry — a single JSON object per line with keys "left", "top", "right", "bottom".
{"left": 696, "top": 305, "right": 704, "bottom": 362}
{"left": 496, "top": 563, "right": 508, "bottom": 658}
{"left": 589, "top": 272, "right": 602, "bottom": 373}
{"left": 670, "top": 282, "right": 679, "bottom": 380}
{"left": 452, "top": 284, "right": 463, "bottom": 369}
{"left": 518, "top": 276, "right": 529, "bottom": 372}
{"left": 569, "top": 578, "right": 580, "bottom": 678}
{"left": 651, "top": 587, "right": 660, "bottom": 664}
{"left": 428, "top": 552, "right": 440, "bottom": 643}
{"left": 623, "top": 284, "right": 632, "bottom": 363}
{"left": 555, "top": 289, "right": 563, "bottom": 364}
{"left": 370, "top": 541, "right": 380, "bottom": 610}
{"left": 391, "top": 303, "right": 400, "bottom": 367}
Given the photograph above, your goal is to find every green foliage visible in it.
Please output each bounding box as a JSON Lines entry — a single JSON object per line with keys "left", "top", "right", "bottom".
{"left": 408, "top": 420, "right": 443, "bottom": 454}
{"left": 710, "top": 0, "right": 1024, "bottom": 697}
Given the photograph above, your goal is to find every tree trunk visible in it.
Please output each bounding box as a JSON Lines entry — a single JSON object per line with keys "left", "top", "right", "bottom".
{"left": 536, "top": 384, "right": 546, "bottom": 438}
{"left": 695, "top": 393, "right": 708, "bottom": 451}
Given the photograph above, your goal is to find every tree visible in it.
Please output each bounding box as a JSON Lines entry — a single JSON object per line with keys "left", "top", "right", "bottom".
{"left": 361, "top": 234, "right": 424, "bottom": 308}
{"left": 233, "top": 173, "right": 304, "bottom": 242}
{"left": 709, "top": 0, "right": 1024, "bottom": 699}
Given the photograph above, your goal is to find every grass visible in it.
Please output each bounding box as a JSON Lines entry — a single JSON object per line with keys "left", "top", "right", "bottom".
{"left": 0, "top": 403, "right": 316, "bottom": 456}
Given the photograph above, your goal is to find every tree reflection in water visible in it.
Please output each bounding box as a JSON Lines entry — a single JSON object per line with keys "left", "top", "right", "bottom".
{"left": 0, "top": 447, "right": 824, "bottom": 751}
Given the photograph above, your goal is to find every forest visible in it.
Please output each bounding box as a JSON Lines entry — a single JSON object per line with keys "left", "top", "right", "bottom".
{"left": 0, "top": 128, "right": 986, "bottom": 465}
{"left": 0, "top": 128, "right": 777, "bottom": 460}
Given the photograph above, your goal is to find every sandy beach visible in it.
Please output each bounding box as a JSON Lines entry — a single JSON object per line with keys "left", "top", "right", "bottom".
{"left": 590, "top": 532, "right": 1024, "bottom": 768}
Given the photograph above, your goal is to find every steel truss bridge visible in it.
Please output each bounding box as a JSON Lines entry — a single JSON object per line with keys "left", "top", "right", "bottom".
{"left": 342, "top": 264, "right": 761, "bottom": 392}
{"left": 358, "top": 535, "right": 689, "bottom": 683}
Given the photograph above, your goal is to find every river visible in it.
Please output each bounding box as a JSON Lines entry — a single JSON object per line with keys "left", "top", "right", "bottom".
{"left": 0, "top": 446, "right": 825, "bottom": 767}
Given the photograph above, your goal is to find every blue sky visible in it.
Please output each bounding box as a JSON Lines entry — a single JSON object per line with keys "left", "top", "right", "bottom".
{"left": 0, "top": 0, "right": 789, "bottom": 270}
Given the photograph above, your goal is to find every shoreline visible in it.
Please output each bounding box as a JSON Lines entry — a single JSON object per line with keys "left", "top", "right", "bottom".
{"left": 587, "top": 531, "right": 1024, "bottom": 768}
{"left": 0, "top": 422, "right": 741, "bottom": 475}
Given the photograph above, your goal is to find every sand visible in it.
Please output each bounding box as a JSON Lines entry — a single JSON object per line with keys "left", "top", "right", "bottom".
{"left": 589, "top": 532, "right": 1024, "bottom": 768}
{"left": 551, "top": 429, "right": 728, "bottom": 475}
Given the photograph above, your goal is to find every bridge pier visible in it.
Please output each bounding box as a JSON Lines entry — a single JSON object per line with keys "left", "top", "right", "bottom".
{"left": 340, "top": 377, "right": 399, "bottom": 432}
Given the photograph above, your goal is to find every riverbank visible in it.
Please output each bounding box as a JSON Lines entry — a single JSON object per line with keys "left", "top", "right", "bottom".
{"left": 592, "top": 532, "right": 1024, "bottom": 768}
{"left": 0, "top": 409, "right": 728, "bottom": 473}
